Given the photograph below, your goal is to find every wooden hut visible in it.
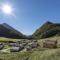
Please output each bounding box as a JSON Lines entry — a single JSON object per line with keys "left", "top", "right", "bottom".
{"left": 43, "top": 40, "right": 57, "bottom": 48}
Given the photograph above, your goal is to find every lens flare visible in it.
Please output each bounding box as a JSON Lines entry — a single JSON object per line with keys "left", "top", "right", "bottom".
{"left": 2, "top": 4, "right": 13, "bottom": 15}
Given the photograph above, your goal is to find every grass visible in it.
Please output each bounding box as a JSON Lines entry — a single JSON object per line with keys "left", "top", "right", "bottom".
{"left": 0, "top": 37, "right": 22, "bottom": 43}
{"left": 0, "top": 36, "right": 60, "bottom": 60}
{"left": 38, "top": 36, "right": 60, "bottom": 47}
{"left": 0, "top": 48, "right": 60, "bottom": 60}
{"left": 0, "top": 51, "right": 31, "bottom": 60}
{"left": 28, "top": 48, "right": 59, "bottom": 60}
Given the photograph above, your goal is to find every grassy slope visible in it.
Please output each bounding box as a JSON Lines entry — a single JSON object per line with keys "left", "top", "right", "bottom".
{"left": 0, "top": 48, "right": 60, "bottom": 60}
{"left": 0, "top": 37, "right": 21, "bottom": 42}
{"left": 0, "top": 36, "right": 60, "bottom": 60}
{"left": 33, "top": 21, "right": 60, "bottom": 39}
{"left": 29, "top": 48, "right": 60, "bottom": 60}
{"left": 38, "top": 36, "right": 60, "bottom": 47}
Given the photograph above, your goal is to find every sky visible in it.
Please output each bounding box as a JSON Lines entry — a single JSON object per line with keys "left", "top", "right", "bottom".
{"left": 0, "top": 0, "right": 60, "bottom": 35}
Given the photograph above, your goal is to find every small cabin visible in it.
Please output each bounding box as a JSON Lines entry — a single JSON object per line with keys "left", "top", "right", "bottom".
{"left": 43, "top": 40, "right": 57, "bottom": 48}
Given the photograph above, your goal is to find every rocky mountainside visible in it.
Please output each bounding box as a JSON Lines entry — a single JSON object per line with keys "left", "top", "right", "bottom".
{"left": 0, "top": 23, "right": 26, "bottom": 39}
{"left": 32, "top": 21, "right": 60, "bottom": 39}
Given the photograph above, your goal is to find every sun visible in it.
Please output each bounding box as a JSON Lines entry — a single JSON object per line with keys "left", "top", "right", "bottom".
{"left": 2, "top": 4, "right": 13, "bottom": 15}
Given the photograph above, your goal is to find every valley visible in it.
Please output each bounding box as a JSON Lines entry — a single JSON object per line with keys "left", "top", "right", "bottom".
{"left": 0, "top": 22, "right": 60, "bottom": 60}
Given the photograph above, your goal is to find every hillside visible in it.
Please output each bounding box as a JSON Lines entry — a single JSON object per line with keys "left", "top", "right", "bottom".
{"left": 0, "top": 23, "right": 26, "bottom": 39}
{"left": 0, "top": 36, "right": 60, "bottom": 60}
{"left": 0, "top": 47, "right": 60, "bottom": 60}
{"left": 33, "top": 21, "right": 60, "bottom": 39}
{"left": 1, "top": 22, "right": 60, "bottom": 39}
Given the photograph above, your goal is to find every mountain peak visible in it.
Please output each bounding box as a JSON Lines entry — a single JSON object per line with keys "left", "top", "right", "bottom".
{"left": 2, "top": 23, "right": 8, "bottom": 25}
{"left": 45, "top": 21, "right": 53, "bottom": 24}
{"left": 33, "top": 21, "right": 60, "bottom": 39}
{"left": 2, "top": 23, "right": 13, "bottom": 30}
{"left": 0, "top": 23, "right": 27, "bottom": 39}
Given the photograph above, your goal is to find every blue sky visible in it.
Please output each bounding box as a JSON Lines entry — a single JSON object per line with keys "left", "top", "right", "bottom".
{"left": 0, "top": 0, "right": 60, "bottom": 35}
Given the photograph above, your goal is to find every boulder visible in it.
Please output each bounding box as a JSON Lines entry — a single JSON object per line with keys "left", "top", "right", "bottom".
{"left": 0, "top": 43, "right": 4, "bottom": 50}
{"left": 9, "top": 43, "right": 20, "bottom": 47}
{"left": 10, "top": 47, "right": 20, "bottom": 52}
{"left": 26, "top": 46, "right": 32, "bottom": 51}
{"left": 43, "top": 40, "right": 57, "bottom": 48}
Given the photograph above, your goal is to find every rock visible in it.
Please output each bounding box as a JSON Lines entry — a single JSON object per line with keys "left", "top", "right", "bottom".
{"left": 26, "top": 46, "right": 32, "bottom": 51}
{"left": 9, "top": 43, "right": 20, "bottom": 47}
{"left": 10, "top": 47, "right": 20, "bottom": 52}
{"left": 43, "top": 40, "right": 57, "bottom": 48}
{"left": 0, "top": 43, "right": 4, "bottom": 50}
{"left": 28, "top": 42, "right": 39, "bottom": 48}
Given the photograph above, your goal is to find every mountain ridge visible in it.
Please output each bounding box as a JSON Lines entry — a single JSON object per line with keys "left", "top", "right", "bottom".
{"left": 0, "top": 21, "right": 60, "bottom": 39}
{"left": 32, "top": 21, "right": 60, "bottom": 39}
{"left": 0, "top": 23, "right": 26, "bottom": 39}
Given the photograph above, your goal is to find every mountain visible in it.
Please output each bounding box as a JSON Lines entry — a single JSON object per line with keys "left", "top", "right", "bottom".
{"left": 1, "top": 22, "right": 60, "bottom": 39}
{"left": 32, "top": 21, "right": 60, "bottom": 39}
{"left": 0, "top": 23, "right": 26, "bottom": 39}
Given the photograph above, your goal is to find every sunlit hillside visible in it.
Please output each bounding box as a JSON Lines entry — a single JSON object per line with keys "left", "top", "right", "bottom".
{"left": 33, "top": 21, "right": 60, "bottom": 39}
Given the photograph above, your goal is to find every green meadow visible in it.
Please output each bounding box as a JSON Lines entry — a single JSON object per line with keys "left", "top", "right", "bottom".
{"left": 0, "top": 36, "right": 60, "bottom": 60}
